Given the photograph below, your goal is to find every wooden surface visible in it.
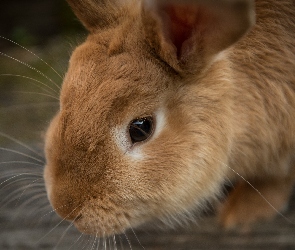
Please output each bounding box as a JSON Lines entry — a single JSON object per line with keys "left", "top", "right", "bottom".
{"left": 0, "top": 149, "right": 295, "bottom": 250}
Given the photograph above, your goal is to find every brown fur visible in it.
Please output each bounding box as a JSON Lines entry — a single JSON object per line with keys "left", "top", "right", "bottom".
{"left": 44, "top": 0, "right": 295, "bottom": 236}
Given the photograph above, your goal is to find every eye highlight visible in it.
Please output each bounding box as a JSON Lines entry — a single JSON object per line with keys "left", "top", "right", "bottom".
{"left": 129, "top": 116, "right": 154, "bottom": 144}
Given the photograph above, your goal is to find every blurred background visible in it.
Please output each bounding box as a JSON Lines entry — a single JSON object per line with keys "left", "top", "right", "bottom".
{"left": 0, "top": 0, "right": 84, "bottom": 145}
{"left": 0, "top": 0, "right": 83, "bottom": 48}
{"left": 0, "top": 1, "right": 88, "bottom": 249}
{"left": 0, "top": 1, "right": 295, "bottom": 249}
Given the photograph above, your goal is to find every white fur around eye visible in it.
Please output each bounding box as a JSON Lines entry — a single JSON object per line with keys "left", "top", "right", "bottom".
{"left": 111, "top": 109, "right": 166, "bottom": 160}
{"left": 153, "top": 109, "right": 165, "bottom": 139}
{"left": 112, "top": 126, "right": 145, "bottom": 160}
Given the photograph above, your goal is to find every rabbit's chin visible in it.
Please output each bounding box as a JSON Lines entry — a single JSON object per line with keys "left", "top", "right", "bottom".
{"left": 74, "top": 215, "right": 128, "bottom": 237}
{"left": 72, "top": 201, "right": 143, "bottom": 237}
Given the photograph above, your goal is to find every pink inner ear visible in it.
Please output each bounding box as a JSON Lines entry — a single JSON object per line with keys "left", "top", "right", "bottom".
{"left": 162, "top": 4, "right": 209, "bottom": 57}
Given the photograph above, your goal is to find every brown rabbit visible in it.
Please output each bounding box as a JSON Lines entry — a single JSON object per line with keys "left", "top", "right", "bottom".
{"left": 44, "top": 0, "right": 295, "bottom": 237}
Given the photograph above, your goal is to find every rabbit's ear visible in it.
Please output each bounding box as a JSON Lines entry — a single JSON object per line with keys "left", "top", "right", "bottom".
{"left": 142, "top": 0, "right": 255, "bottom": 66}
{"left": 66, "top": 0, "right": 125, "bottom": 32}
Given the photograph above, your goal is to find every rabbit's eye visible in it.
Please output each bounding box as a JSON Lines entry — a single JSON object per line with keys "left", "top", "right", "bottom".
{"left": 129, "top": 116, "right": 154, "bottom": 144}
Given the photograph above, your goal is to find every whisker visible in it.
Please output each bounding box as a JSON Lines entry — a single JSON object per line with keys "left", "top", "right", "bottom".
{"left": 113, "top": 234, "right": 118, "bottom": 250}
{"left": 0, "top": 51, "right": 61, "bottom": 91}
{"left": 13, "top": 192, "right": 48, "bottom": 219}
{"left": 0, "top": 102, "right": 59, "bottom": 112}
{"left": 39, "top": 203, "right": 72, "bottom": 221}
{"left": 0, "top": 182, "right": 44, "bottom": 209}
{"left": 0, "top": 132, "right": 45, "bottom": 159}
{"left": 0, "top": 173, "right": 41, "bottom": 187}
{"left": 225, "top": 163, "right": 294, "bottom": 225}
{"left": 118, "top": 234, "right": 124, "bottom": 250}
{"left": 53, "top": 215, "right": 78, "bottom": 250}
{"left": 19, "top": 192, "right": 48, "bottom": 212}
{"left": 201, "top": 152, "right": 295, "bottom": 225}
{"left": 0, "top": 36, "right": 63, "bottom": 80}
{"left": 81, "top": 235, "right": 92, "bottom": 250}
{"left": 96, "top": 235, "right": 101, "bottom": 250}
{"left": 0, "top": 147, "right": 44, "bottom": 163}
{"left": 34, "top": 201, "right": 53, "bottom": 216}
{"left": 0, "top": 160, "right": 43, "bottom": 168}
{"left": 116, "top": 220, "right": 132, "bottom": 250}
{"left": 123, "top": 231, "right": 133, "bottom": 250}
{"left": 90, "top": 232, "right": 98, "bottom": 250}
{"left": 22, "top": 203, "right": 53, "bottom": 229}
{"left": 108, "top": 237, "right": 111, "bottom": 250}
{"left": 30, "top": 202, "right": 56, "bottom": 226}
{"left": 0, "top": 74, "right": 59, "bottom": 96}
{"left": 12, "top": 90, "right": 60, "bottom": 101}
{"left": 103, "top": 235, "right": 107, "bottom": 250}
{"left": 14, "top": 178, "right": 43, "bottom": 207}
{"left": 0, "top": 178, "right": 43, "bottom": 198}
{"left": 68, "top": 233, "right": 84, "bottom": 250}
{"left": 1, "top": 177, "right": 43, "bottom": 187}
{"left": 37, "top": 203, "right": 83, "bottom": 244}
{"left": 129, "top": 224, "right": 144, "bottom": 250}
{"left": 0, "top": 175, "right": 43, "bottom": 187}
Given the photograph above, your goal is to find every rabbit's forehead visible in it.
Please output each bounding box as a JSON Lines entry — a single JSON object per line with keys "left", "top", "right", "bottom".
{"left": 65, "top": 44, "right": 162, "bottom": 86}
{"left": 64, "top": 38, "right": 172, "bottom": 88}
{"left": 61, "top": 45, "right": 170, "bottom": 120}
{"left": 64, "top": 59, "right": 163, "bottom": 98}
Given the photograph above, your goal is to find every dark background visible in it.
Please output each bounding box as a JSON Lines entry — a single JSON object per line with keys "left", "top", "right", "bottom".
{"left": 0, "top": 0, "right": 83, "bottom": 48}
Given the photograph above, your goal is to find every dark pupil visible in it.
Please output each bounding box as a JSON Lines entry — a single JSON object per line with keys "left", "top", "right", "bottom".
{"left": 129, "top": 117, "right": 153, "bottom": 143}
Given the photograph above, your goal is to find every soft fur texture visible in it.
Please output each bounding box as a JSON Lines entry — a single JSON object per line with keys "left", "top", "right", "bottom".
{"left": 44, "top": 0, "right": 295, "bottom": 236}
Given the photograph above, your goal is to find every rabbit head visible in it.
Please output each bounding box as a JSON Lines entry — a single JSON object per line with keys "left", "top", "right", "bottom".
{"left": 44, "top": 0, "right": 255, "bottom": 236}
